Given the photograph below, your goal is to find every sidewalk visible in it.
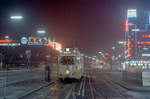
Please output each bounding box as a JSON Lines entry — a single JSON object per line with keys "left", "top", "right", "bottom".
{"left": 104, "top": 71, "right": 150, "bottom": 92}
{"left": 0, "top": 67, "right": 41, "bottom": 73}
{"left": 0, "top": 69, "right": 55, "bottom": 99}
{"left": 0, "top": 79, "right": 50, "bottom": 99}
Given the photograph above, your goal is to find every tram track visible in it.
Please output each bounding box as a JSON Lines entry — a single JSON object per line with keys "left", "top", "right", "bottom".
{"left": 102, "top": 76, "right": 138, "bottom": 99}
{"left": 88, "top": 72, "right": 108, "bottom": 99}
{"left": 19, "top": 81, "right": 56, "bottom": 99}
{"left": 88, "top": 69, "right": 138, "bottom": 99}
{"left": 42, "top": 81, "right": 77, "bottom": 99}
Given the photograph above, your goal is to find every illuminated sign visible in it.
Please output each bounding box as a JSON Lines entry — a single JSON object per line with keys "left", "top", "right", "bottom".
{"left": 55, "top": 43, "right": 61, "bottom": 51}
{"left": 73, "top": 50, "right": 76, "bottom": 53}
{"left": 0, "top": 40, "right": 12, "bottom": 43}
{"left": 142, "top": 54, "right": 150, "bottom": 57}
{"left": 127, "top": 39, "right": 131, "bottom": 57}
{"left": 0, "top": 43, "right": 20, "bottom": 46}
{"left": 149, "top": 14, "right": 150, "bottom": 24}
{"left": 100, "top": 60, "right": 105, "bottom": 65}
{"left": 142, "top": 35, "right": 150, "bottom": 38}
{"left": 21, "top": 37, "right": 28, "bottom": 44}
{"left": 125, "top": 19, "right": 128, "bottom": 32}
{"left": 48, "top": 38, "right": 51, "bottom": 43}
{"left": 127, "top": 9, "right": 137, "bottom": 18}
{"left": 143, "top": 48, "right": 148, "bottom": 50}
{"left": 105, "top": 52, "right": 110, "bottom": 57}
{"left": 48, "top": 42, "right": 53, "bottom": 47}
{"left": 28, "top": 37, "right": 48, "bottom": 45}
{"left": 132, "top": 29, "right": 140, "bottom": 32}
{"left": 137, "top": 41, "right": 150, "bottom": 44}
{"left": 66, "top": 48, "right": 70, "bottom": 52}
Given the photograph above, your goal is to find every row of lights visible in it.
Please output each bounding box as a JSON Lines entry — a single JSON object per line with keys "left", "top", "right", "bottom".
{"left": 125, "top": 61, "right": 150, "bottom": 66}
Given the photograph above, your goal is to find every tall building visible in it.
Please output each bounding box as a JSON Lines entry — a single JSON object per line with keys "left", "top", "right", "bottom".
{"left": 125, "top": 9, "right": 150, "bottom": 69}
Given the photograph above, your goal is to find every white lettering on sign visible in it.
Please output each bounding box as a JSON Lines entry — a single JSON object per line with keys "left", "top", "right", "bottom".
{"left": 127, "top": 9, "right": 137, "bottom": 18}
{"left": 142, "top": 54, "right": 150, "bottom": 57}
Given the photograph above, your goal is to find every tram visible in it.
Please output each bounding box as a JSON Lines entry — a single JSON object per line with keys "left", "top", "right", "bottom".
{"left": 57, "top": 48, "right": 84, "bottom": 81}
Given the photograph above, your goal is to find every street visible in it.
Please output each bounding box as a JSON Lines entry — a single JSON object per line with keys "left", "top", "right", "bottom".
{"left": 1, "top": 67, "right": 150, "bottom": 99}
{"left": 0, "top": 68, "right": 142, "bottom": 99}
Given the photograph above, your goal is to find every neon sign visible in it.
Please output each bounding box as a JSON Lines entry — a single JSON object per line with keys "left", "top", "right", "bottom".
{"left": 149, "top": 14, "right": 150, "bottom": 24}
{"left": 125, "top": 19, "right": 128, "bottom": 32}
{"left": 0, "top": 40, "right": 12, "bottom": 43}
{"left": 21, "top": 37, "right": 28, "bottom": 44}
{"left": 142, "top": 35, "right": 150, "bottom": 38}
{"left": 137, "top": 41, "right": 150, "bottom": 44}
{"left": 127, "top": 39, "right": 131, "bottom": 57}
{"left": 127, "top": 9, "right": 137, "bottom": 18}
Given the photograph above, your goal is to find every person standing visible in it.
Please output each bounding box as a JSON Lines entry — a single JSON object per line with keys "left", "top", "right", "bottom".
{"left": 45, "top": 62, "right": 51, "bottom": 82}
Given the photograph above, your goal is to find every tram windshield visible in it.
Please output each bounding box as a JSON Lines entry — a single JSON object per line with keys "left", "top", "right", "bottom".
{"left": 60, "top": 56, "right": 75, "bottom": 65}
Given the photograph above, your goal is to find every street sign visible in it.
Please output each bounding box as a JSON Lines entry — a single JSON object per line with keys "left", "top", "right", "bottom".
{"left": 25, "top": 50, "right": 31, "bottom": 59}
{"left": 142, "top": 71, "right": 150, "bottom": 86}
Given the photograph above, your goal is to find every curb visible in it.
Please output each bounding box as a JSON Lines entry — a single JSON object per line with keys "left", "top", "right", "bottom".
{"left": 106, "top": 75, "right": 150, "bottom": 92}
{"left": 7, "top": 78, "right": 42, "bottom": 86}
{"left": 17, "top": 81, "right": 54, "bottom": 99}
{"left": 107, "top": 76, "right": 131, "bottom": 90}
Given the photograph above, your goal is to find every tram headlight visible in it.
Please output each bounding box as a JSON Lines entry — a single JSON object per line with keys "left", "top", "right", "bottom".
{"left": 66, "top": 70, "right": 70, "bottom": 74}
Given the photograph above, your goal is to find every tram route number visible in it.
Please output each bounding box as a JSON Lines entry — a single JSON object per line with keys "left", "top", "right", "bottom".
{"left": 69, "top": 66, "right": 72, "bottom": 71}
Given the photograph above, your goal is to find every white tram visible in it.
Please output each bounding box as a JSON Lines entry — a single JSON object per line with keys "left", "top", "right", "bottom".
{"left": 57, "top": 48, "right": 84, "bottom": 81}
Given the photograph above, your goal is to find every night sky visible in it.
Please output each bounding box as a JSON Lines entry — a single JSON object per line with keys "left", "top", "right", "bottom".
{"left": 0, "top": 0, "right": 150, "bottom": 55}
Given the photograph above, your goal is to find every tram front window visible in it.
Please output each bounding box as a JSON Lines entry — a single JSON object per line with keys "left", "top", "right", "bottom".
{"left": 60, "top": 56, "right": 75, "bottom": 65}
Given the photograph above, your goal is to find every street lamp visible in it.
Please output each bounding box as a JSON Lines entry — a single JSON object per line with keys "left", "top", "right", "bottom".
{"left": 85, "top": 56, "right": 88, "bottom": 58}
{"left": 10, "top": 16, "right": 23, "bottom": 20}
{"left": 118, "top": 41, "right": 126, "bottom": 44}
{"left": 98, "top": 52, "right": 102, "bottom": 54}
{"left": 112, "top": 46, "right": 115, "bottom": 50}
{"left": 4, "top": 36, "right": 9, "bottom": 39}
{"left": 37, "top": 30, "right": 46, "bottom": 34}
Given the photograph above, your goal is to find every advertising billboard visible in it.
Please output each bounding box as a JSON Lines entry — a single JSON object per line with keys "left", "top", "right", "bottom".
{"left": 127, "top": 9, "right": 137, "bottom": 18}
{"left": 28, "top": 37, "right": 48, "bottom": 45}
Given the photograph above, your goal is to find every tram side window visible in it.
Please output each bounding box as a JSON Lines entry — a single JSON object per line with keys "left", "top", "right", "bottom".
{"left": 60, "top": 56, "right": 75, "bottom": 65}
